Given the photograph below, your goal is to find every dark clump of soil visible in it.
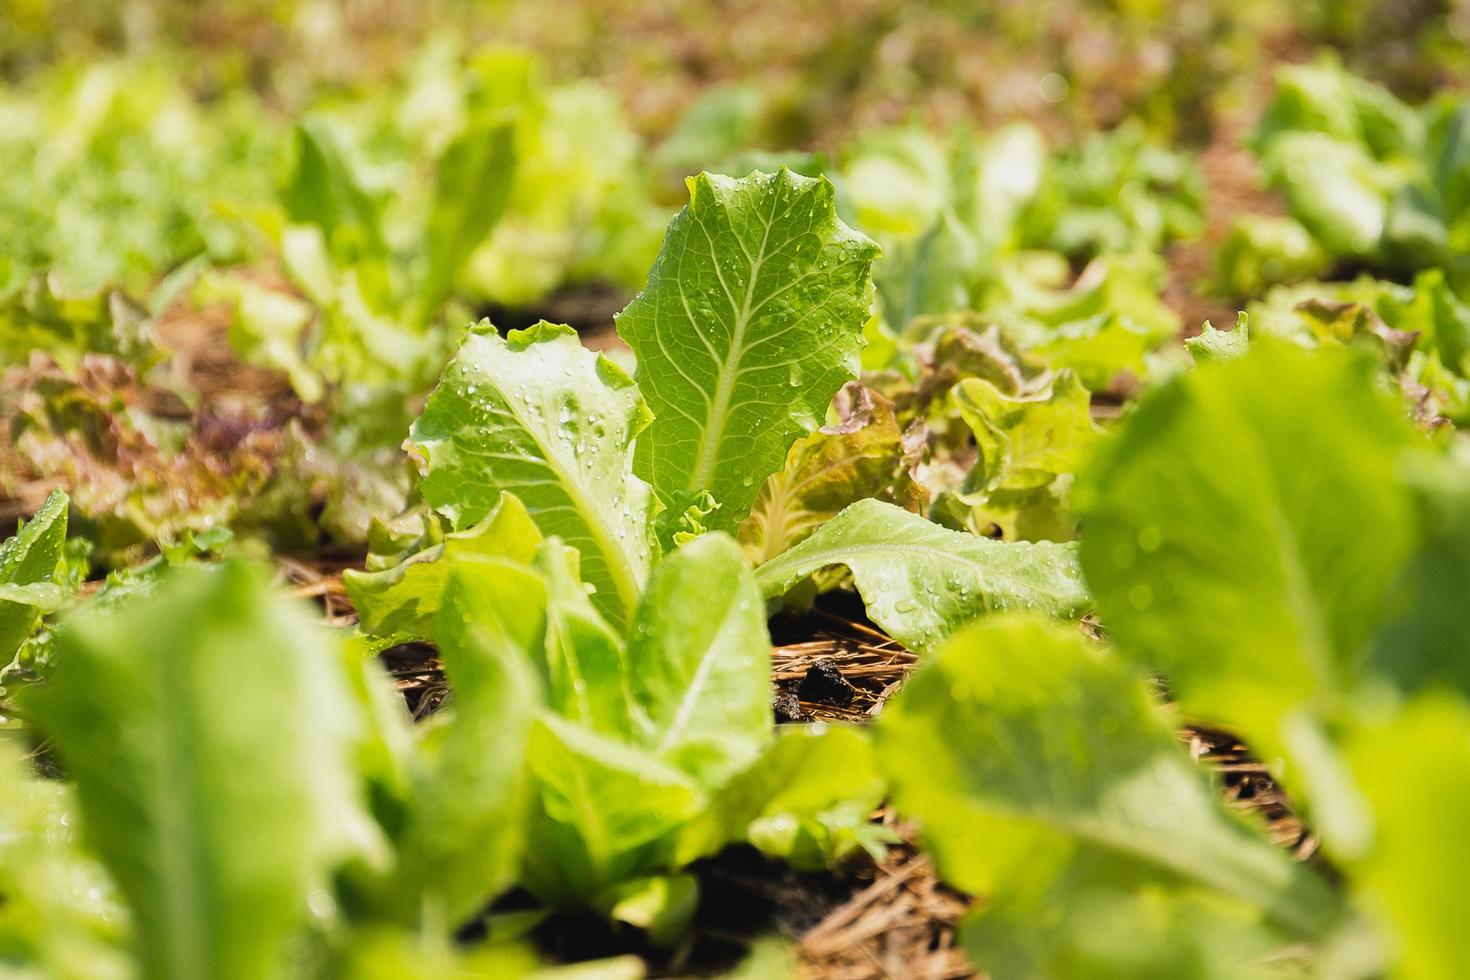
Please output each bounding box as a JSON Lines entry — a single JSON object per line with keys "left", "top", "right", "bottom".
{"left": 797, "top": 658, "right": 858, "bottom": 708}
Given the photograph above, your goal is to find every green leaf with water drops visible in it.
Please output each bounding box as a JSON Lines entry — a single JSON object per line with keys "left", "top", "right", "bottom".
{"left": 1072, "top": 341, "right": 1417, "bottom": 759}
{"left": 753, "top": 499, "right": 1088, "bottom": 652}
{"left": 410, "top": 322, "right": 657, "bottom": 630}
{"left": 616, "top": 168, "right": 880, "bottom": 533}
{"left": 0, "top": 488, "right": 69, "bottom": 663}
{"left": 874, "top": 614, "right": 1340, "bottom": 977}
{"left": 627, "top": 533, "right": 771, "bottom": 788}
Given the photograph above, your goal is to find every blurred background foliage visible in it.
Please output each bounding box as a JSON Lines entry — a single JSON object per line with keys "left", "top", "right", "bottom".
{"left": 1, "top": 0, "right": 1468, "bottom": 562}
{"left": 3, "top": 0, "right": 1468, "bottom": 142}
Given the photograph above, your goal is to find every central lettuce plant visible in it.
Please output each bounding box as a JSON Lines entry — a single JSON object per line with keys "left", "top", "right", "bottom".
{"left": 348, "top": 168, "right": 1087, "bottom": 643}
{"left": 339, "top": 168, "right": 1089, "bottom": 932}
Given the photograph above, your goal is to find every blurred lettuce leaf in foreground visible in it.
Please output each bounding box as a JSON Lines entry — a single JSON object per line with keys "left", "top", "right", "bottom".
{"left": 1068, "top": 337, "right": 1470, "bottom": 976}
{"left": 0, "top": 744, "right": 129, "bottom": 980}
{"left": 25, "top": 561, "right": 384, "bottom": 980}
{"left": 1346, "top": 694, "right": 1470, "bottom": 980}
{"left": 1368, "top": 444, "right": 1470, "bottom": 697}
{"left": 875, "top": 615, "right": 1338, "bottom": 979}
{"left": 1074, "top": 342, "right": 1417, "bottom": 769}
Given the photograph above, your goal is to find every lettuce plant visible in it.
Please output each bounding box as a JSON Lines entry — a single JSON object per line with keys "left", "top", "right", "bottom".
{"left": 349, "top": 168, "right": 1088, "bottom": 641}
{"left": 875, "top": 615, "right": 1340, "bottom": 976}
{"left": 1225, "top": 56, "right": 1470, "bottom": 295}
{"left": 1070, "top": 339, "right": 1470, "bottom": 974}
{"left": 839, "top": 335, "right": 1470, "bottom": 978}
{"left": 338, "top": 167, "right": 1088, "bottom": 937}
{"left": 0, "top": 489, "right": 69, "bottom": 675}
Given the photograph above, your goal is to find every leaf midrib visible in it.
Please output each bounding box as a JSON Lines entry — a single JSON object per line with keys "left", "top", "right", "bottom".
{"left": 149, "top": 637, "right": 210, "bottom": 977}
{"left": 649, "top": 591, "right": 742, "bottom": 759}
{"left": 968, "top": 796, "right": 1331, "bottom": 936}
{"left": 687, "top": 192, "right": 778, "bottom": 493}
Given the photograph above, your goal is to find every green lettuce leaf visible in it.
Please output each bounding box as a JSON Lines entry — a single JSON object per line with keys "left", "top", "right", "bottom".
{"left": 0, "top": 743, "right": 128, "bottom": 980}
{"left": 875, "top": 615, "right": 1340, "bottom": 977}
{"left": 1185, "top": 316, "right": 1251, "bottom": 364}
{"left": 209, "top": 273, "right": 323, "bottom": 403}
{"left": 1031, "top": 121, "right": 1205, "bottom": 260}
{"left": 1255, "top": 56, "right": 1422, "bottom": 158}
{"left": 0, "top": 488, "right": 68, "bottom": 662}
{"left": 1345, "top": 694, "right": 1470, "bottom": 979}
{"left": 987, "top": 253, "right": 1180, "bottom": 388}
{"left": 616, "top": 168, "right": 880, "bottom": 532}
{"left": 523, "top": 714, "right": 702, "bottom": 904}
{"left": 535, "top": 542, "right": 635, "bottom": 734}
{"left": 410, "top": 322, "right": 656, "bottom": 630}
{"left": 0, "top": 276, "right": 160, "bottom": 370}
{"left": 753, "top": 498, "right": 1088, "bottom": 652}
{"left": 684, "top": 724, "right": 891, "bottom": 871}
{"left": 283, "top": 118, "right": 387, "bottom": 256}
{"left": 1215, "top": 216, "right": 1332, "bottom": 298}
{"left": 626, "top": 533, "right": 771, "bottom": 788}
{"left": 951, "top": 369, "right": 1100, "bottom": 495}
{"left": 738, "top": 383, "right": 925, "bottom": 564}
{"left": 417, "top": 113, "right": 518, "bottom": 319}
{"left": 1368, "top": 445, "right": 1470, "bottom": 697}
{"left": 343, "top": 492, "right": 542, "bottom": 643}
{"left": 384, "top": 558, "right": 543, "bottom": 926}
{"left": 25, "top": 562, "right": 381, "bottom": 980}
{"left": 1072, "top": 342, "right": 1417, "bottom": 802}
